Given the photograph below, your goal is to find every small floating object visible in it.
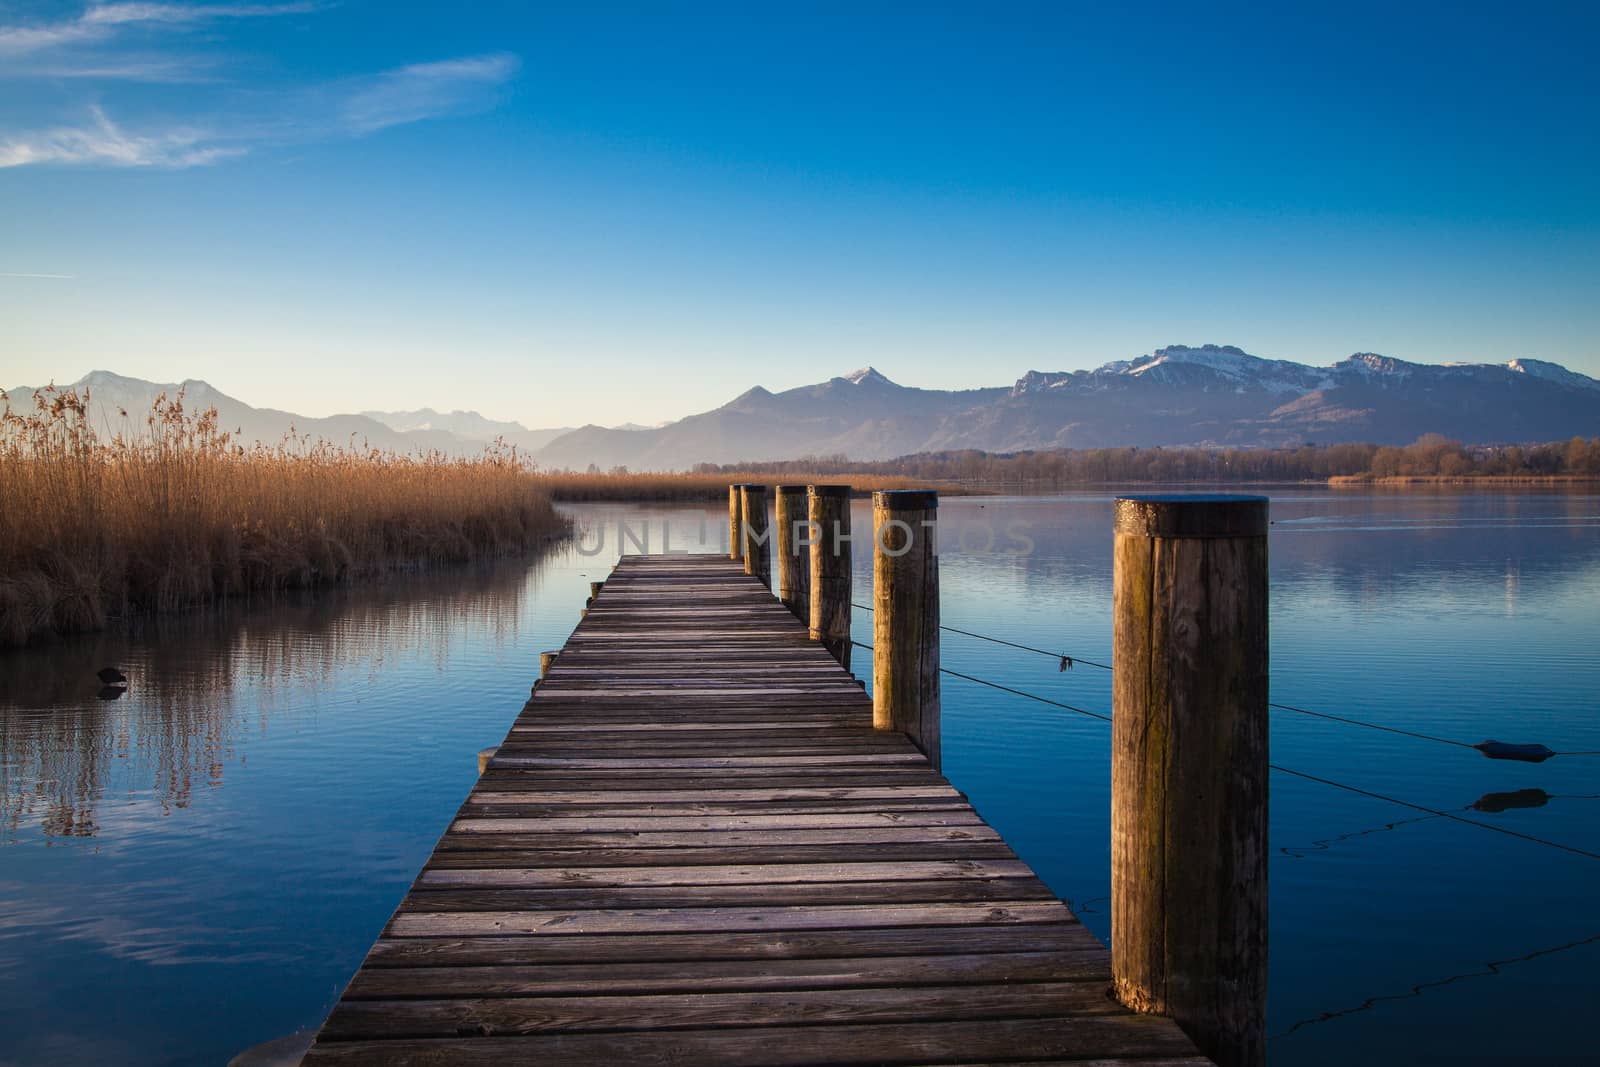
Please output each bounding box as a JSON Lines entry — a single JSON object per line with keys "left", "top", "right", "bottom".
{"left": 96, "top": 667, "right": 127, "bottom": 686}
{"left": 96, "top": 685, "right": 126, "bottom": 701}
{"left": 1472, "top": 788, "right": 1550, "bottom": 813}
{"left": 1474, "top": 740, "right": 1556, "bottom": 763}
{"left": 1059, "top": 656, "right": 1073, "bottom": 672}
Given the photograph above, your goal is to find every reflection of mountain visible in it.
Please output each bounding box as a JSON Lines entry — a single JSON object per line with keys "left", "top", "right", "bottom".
{"left": 0, "top": 555, "right": 550, "bottom": 842}
{"left": 928, "top": 493, "right": 1600, "bottom": 609}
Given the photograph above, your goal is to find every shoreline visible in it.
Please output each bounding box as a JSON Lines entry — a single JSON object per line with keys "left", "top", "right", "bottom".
{"left": 1328, "top": 474, "right": 1600, "bottom": 487}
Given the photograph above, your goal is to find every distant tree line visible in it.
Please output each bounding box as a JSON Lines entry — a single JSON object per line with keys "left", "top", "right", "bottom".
{"left": 691, "top": 435, "right": 1600, "bottom": 486}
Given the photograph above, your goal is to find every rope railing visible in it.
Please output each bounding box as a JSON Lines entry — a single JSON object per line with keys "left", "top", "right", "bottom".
{"left": 847, "top": 639, "right": 1600, "bottom": 862}
{"left": 850, "top": 602, "right": 1597, "bottom": 760}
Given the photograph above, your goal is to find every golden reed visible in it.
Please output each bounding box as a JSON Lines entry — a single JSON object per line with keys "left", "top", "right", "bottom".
{"left": 0, "top": 386, "right": 568, "bottom": 646}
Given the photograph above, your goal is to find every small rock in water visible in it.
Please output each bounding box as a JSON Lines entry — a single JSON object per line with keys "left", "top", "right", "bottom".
{"left": 96, "top": 667, "right": 127, "bottom": 686}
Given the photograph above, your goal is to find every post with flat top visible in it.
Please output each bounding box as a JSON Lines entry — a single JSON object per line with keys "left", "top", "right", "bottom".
{"left": 728, "top": 485, "right": 744, "bottom": 561}
{"left": 774, "top": 485, "right": 811, "bottom": 621}
{"left": 739, "top": 484, "right": 770, "bottom": 587}
{"left": 1111, "top": 494, "right": 1269, "bottom": 1067}
{"left": 872, "top": 489, "right": 940, "bottom": 771}
{"left": 807, "top": 484, "right": 852, "bottom": 670}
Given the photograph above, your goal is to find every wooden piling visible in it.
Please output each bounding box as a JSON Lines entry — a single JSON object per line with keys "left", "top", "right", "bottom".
{"left": 1111, "top": 494, "right": 1269, "bottom": 1067}
{"left": 589, "top": 580, "right": 604, "bottom": 601}
{"left": 739, "top": 484, "right": 771, "bottom": 586}
{"left": 774, "top": 485, "right": 812, "bottom": 621}
{"left": 728, "top": 485, "right": 744, "bottom": 560}
{"left": 807, "top": 484, "right": 853, "bottom": 670}
{"left": 539, "top": 651, "right": 558, "bottom": 679}
{"left": 871, "top": 490, "right": 940, "bottom": 771}
{"left": 476, "top": 747, "right": 496, "bottom": 775}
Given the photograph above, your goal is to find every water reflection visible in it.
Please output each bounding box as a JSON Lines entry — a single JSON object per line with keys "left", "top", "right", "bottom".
{"left": 0, "top": 492, "right": 1594, "bottom": 1066}
{"left": 0, "top": 557, "right": 548, "bottom": 844}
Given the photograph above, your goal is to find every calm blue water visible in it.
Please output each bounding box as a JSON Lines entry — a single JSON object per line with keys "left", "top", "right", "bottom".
{"left": 1, "top": 492, "right": 1596, "bottom": 1065}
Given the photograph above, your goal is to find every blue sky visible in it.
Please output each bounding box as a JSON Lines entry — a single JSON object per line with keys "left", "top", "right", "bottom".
{"left": 2, "top": 1, "right": 1597, "bottom": 427}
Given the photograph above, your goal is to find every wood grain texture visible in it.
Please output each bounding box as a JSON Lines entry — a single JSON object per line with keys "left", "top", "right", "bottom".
{"left": 774, "top": 484, "right": 812, "bottom": 621}
{"left": 728, "top": 484, "right": 743, "bottom": 560}
{"left": 740, "top": 484, "right": 771, "bottom": 586}
{"left": 872, "top": 490, "right": 941, "bottom": 770}
{"left": 1111, "top": 497, "right": 1267, "bottom": 1067}
{"left": 308, "top": 553, "right": 1204, "bottom": 1066}
{"left": 807, "top": 484, "right": 852, "bottom": 671}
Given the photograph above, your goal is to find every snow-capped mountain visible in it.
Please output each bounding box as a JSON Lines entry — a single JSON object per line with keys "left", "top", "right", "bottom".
{"left": 10, "top": 346, "right": 1598, "bottom": 470}
{"left": 533, "top": 346, "right": 1600, "bottom": 468}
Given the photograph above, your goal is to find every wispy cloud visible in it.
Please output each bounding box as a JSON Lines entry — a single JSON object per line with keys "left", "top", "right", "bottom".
{"left": 13, "top": 56, "right": 225, "bottom": 83}
{"left": 0, "top": 272, "right": 77, "bottom": 279}
{"left": 83, "top": 2, "right": 318, "bottom": 27}
{"left": 338, "top": 53, "right": 521, "bottom": 134}
{"left": 0, "top": 3, "right": 519, "bottom": 169}
{"left": 0, "top": 51, "right": 522, "bottom": 169}
{"left": 0, "top": 2, "right": 315, "bottom": 56}
{"left": 0, "top": 106, "right": 242, "bottom": 168}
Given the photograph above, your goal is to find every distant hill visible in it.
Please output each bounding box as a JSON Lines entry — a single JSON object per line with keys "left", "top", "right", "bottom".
{"left": 3, "top": 372, "right": 569, "bottom": 457}
{"left": 9, "top": 347, "right": 1599, "bottom": 470}
{"left": 2, "top": 370, "right": 458, "bottom": 454}
{"left": 360, "top": 407, "right": 575, "bottom": 452}
{"left": 531, "top": 348, "right": 1600, "bottom": 470}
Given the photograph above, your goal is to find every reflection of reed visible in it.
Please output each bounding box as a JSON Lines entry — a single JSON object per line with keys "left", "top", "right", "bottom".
{"left": 0, "top": 552, "right": 556, "bottom": 842}
{"left": 1275, "top": 932, "right": 1600, "bottom": 1039}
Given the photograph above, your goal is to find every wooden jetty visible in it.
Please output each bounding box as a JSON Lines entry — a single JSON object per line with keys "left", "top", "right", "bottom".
{"left": 305, "top": 553, "right": 1208, "bottom": 1066}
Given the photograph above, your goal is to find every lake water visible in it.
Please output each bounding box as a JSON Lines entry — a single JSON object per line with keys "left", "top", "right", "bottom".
{"left": 2, "top": 491, "right": 1597, "bottom": 1065}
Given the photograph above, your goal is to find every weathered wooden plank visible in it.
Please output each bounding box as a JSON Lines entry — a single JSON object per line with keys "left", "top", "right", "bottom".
{"left": 361, "top": 924, "right": 1098, "bottom": 967}
{"left": 399, "top": 879, "right": 1057, "bottom": 911}
{"left": 417, "top": 860, "right": 1032, "bottom": 888}
{"left": 306, "top": 1018, "right": 1201, "bottom": 1065}
{"left": 343, "top": 949, "right": 1106, "bottom": 999}
{"left": 320, "top": 982, "right": 1129, "bottom": 1040}
{"left": 434, "top": 828, "right": 1003, "bottom": 848}
{"left": 310, "top": 553, "right": 1202, "bottom": 1067}
{"left": 386, "top": 900, "right": 1074, "bottom": 937}
{"left": 464, "top": 783, "right": 960, "bottom": 799}
{"left": 457, "top": 800, "right": 972, "bottom": 819}
{"left": 426, "top": 842, "right": 1023, "bottom": 868}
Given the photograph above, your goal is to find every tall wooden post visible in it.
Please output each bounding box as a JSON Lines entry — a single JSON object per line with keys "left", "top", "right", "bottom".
{"left": 807, "top": 484, "right": 852, "bottom": 670}
{"left": 1111, "top": 494, "right": 1268, "bottom": 1067}
{"left": 540, "top": 651, "right": 558, "bottom": 679}
{"left": 872, "top": 490, "right": 940, "bottom": 771}
{"left": 740, "top": 484, "right": 770, "bottom": 587}
{"left": 728, "top": 485, "right": 744, "bottom": 561}
{"left": 774, "top": 485, "right": 811, "bottom": 621}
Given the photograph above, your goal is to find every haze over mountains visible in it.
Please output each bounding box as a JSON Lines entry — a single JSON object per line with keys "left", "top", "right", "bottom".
{"left": 537, "top": 346, "right": 1600, "bottom": 469}
{"left": 8, "top": 346, "right": 1599, "bottom": 470}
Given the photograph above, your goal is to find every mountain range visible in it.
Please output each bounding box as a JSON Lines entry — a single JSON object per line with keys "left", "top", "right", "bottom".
{"left": 536, "top": 346, "right": 1600, "bottom": 469}
{"left": 7, "top": 346, "right": 1598, "bottom": 470}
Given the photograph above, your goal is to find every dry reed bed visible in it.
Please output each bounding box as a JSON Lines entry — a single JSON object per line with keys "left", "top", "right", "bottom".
{"left": 0, "top": 387, "right": 568, "bottom": 647}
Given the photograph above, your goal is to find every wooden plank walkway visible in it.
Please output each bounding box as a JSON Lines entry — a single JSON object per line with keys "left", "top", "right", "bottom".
{"left": 306, "top": 554, "right": 1207, "bottom": 1066}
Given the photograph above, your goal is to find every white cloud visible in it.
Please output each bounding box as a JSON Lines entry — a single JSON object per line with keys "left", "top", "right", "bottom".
{"left": 0, "top": 51, "right": 522, "bottom": 169}
{"left": 0, "top": 106, "right": 242, "bottom": 169}
{"left": 339, "top": 53, "right": 521, "bottom": 134}
{"left": 11, "top": 56, "right": 223, "bottom": 82}
{"left": 0, "top": 1, "right": 316, "bottom": 56}
{"left": 83, "top": 2, "right": 318, "bottom": 26}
